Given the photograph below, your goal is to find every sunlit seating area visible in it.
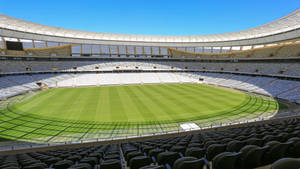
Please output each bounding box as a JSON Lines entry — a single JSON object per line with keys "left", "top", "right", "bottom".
{"left": 1, "top": 70, "right": 300, "bottom": 103}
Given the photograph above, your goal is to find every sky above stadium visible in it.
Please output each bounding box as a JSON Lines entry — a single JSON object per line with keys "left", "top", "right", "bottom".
{"left": 1, "top": 0, "right": 299, "bottom": 36}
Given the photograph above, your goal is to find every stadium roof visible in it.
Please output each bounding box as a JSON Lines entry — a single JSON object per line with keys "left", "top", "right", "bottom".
{"left": 0, "top": 9, "right": 300, "bottom": 47}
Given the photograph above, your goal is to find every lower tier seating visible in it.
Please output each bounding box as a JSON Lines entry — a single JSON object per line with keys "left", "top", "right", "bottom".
{"left": 1, "top": 117, "right": 300, "bottom": 169}
{"left": 1, "top": 72, "right": 300, "bottom": 103}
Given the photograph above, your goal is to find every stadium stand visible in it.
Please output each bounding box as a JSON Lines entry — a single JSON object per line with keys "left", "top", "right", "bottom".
{"left": 1, "top": 59, "right": 300, "bottom": 102}
{"left": 1, "top": 116, "right": 300, "bottom": 169}
{"left": 0, "top": 61, "right": 300, "bottom": 102}
{"left": 1, "top": 59, "right": 300, "bottom": 77}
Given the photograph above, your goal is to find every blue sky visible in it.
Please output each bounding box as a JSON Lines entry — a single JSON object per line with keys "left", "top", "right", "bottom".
{"left": 1, "top": 0, "right": 299, "bottom": 36}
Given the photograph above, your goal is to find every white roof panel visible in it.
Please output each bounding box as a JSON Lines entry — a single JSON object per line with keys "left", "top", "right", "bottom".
{"left": 0, "top": 9, "right": 300, "bottom": 44}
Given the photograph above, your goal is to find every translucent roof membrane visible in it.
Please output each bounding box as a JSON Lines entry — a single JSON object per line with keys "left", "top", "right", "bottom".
{"left": 0, "top": 9, "right": 300, "bottom": 43}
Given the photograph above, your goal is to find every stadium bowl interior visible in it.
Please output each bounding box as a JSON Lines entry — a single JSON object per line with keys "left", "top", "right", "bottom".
{"left": 0, "top": 8, "right": 300, "bottom": 169}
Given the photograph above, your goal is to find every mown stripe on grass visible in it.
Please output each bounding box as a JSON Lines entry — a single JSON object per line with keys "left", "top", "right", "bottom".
{"left": 140, "top": 85, "right": 193, "bottom": 120}
{"left": 108, "top": 86, "right": 128, "bottom": 121}
{"left": 123, "top": 86, "right": 159, "bottom": 122}
{"left": 161, "top": 84, "right": 231, "bottom": 111}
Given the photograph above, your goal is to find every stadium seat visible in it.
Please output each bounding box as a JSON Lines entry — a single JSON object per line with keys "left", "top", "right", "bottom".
{"left": 206, "top": 144, "right": 227, "bottom": 161}
{"left": 212, "top": 152, "right": 241, "bottom": 169}
{"left": 157, "top": 151, "right": 180, "bottom": 166}
{"left": 149, "top": 148, "right": 165, "bottom": 162}
{"left": 264, "top": 142, "right": 292, "bottom": 164}
{"left": 140, "top": 165, "right": 166, "bottom": 169}
{"left": 185, "top": 147, "right": 206, "bottom": 158}
{"left": 239, "top": 145, "right": 267, "bottom": 168}
{"left": 129, "top": 156, "right": 151, "bottom": 169}
{"left": 170, "top": 146, "right": 186, "bottom": 154}
{"left": 227, "top": 140, "right": 245, "bottom": 152}
{"left": 100, "top": 159, "right": 122, "bottom": 169}
{"left": 23, "top": 163, "right": 47, "bottom": 169}
{"left": 79, "top": 157, "right": 98, "bottom": 167}
{"left": 173, "top": 157, "right": 207, "bottom": 169}
{"left": 126, "top": 151, "right": 144, "bottom": 164}
{"left": 270, "top": 158, "right": 300, "bottom": 169}
{"left": 53, "top": 160, "right": 73, "bottom": 169}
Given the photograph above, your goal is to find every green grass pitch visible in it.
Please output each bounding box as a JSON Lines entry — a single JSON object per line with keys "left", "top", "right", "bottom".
{"left": 0, "top": 83, "right": 279, "bottom": 142}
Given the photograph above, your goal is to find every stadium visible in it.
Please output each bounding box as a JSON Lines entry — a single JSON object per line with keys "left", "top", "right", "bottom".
{"left": 0, "top": 2, "right": 300, "bottom": 169}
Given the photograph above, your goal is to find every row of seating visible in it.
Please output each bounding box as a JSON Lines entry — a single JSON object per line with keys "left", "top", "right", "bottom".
{"left": 1, "top": 59, "right": 300, "bottom": 77}
{"left": 1, "top": 117, "right": 300, "bottom": 169}
{"left": 1, "top": 72, "right": 300, "bottom": 102}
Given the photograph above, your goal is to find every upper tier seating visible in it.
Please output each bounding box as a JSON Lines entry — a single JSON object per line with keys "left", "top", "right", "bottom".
{"left": 1, "top": 60, "right": 300, "bottom": 77}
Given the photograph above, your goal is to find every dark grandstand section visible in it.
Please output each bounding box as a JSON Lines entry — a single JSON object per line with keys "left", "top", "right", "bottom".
{"left": 1, "top": 116, "right": 300, "bottom": 169}
{"left": 6, "top": 41, "right": 24, "bottom": 51}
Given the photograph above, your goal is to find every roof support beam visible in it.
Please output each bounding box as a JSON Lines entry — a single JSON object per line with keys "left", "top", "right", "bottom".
{"left": 99, "top": 44, "right": 102, "bottom": 55}
{"left": 159, "top": 47, "right": 161, "bottom": 55}
{"left": 117, "top": 45, "right": 120, "bottom": 56}
{"left": 108, "top": 45, "right": 111, "bottom": 56}
{"left": 142, "top": 46, "right": 145, "bottom": 55}
{"left": 134, "top": 46, "right": 137, "bottom": 56}
{"left": 1, "top": 37, "right": 6, "bottom": 49}
{"left": 90, "top": 45, "right": 92, "bottom": 56}
{"left": 32, "top": 40, "right": 35, "bottom": 48}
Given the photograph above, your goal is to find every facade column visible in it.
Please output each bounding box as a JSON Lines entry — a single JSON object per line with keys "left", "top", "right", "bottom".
{"left": 108, "top": 45, "right": 111, "bottom": 56}
{"left": 126, "top": 46, "right": 128, "bottom": 56}
{"left": 1, "top": 37, "right": 6, "bottom": 49}
{"left": 90, "top": 45, "right": 92, "bottom": 55}
{"left": 159, "top": 47, "right": 161, "bottom": 55}
{"left": 99, "top": 44, "right": 102, "bottom": 55}
{"left": 32, "top": 40, "right": 35, "bottom": 48}
{"left": 117, "top": 45, "right": 120, "bottom": 56}
{"left": 80, "top": 44, "right": 82, "bottom": 55}
{"left": 134, "top": 46, "right": 137, "bottom": 56}
{"left": 142, "top": 46, "right": 145, "bottom": 55}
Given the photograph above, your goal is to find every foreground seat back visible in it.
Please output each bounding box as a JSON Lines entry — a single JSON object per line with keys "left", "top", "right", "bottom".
{"left": 129, "top": 156, "right": 151, "bottom": 169}
{"left": 185, "top": 147, "right": 205, "bottom": 159}
{"left": 206, "top": 144, "right": 226, "bottom": 161}
{"left": 173, "top": 157, "right": 206, "bottom": 169}
{"left": 100, "top": 159, "right": 122, "bottom": 169}
{"left": 157, "top": 151, "right": 180, "bottom": 166}
{"left": 140, "top": 165, "right": 166, "bottom": 169}
{"left": 213, "top": 152, "right": 241, "bottom": 169}
{"left": 270, "top": 158, "right": 300, "bottom": 169}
